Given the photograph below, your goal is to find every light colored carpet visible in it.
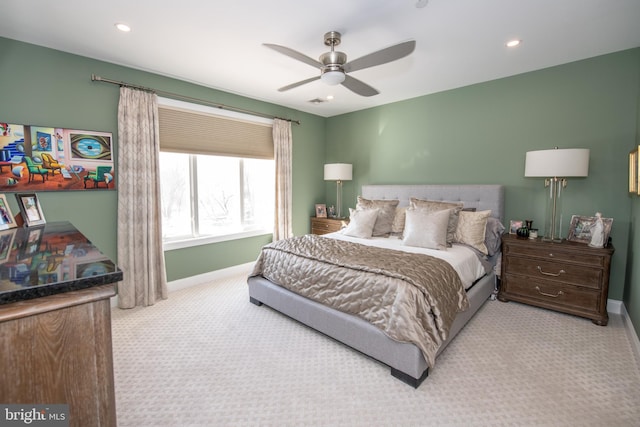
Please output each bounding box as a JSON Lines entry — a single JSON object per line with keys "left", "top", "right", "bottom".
{"left": 111, "top": 268, "right": 640, "bottom": 426}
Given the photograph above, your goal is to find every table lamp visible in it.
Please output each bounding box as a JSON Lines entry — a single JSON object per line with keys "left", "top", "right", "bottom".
{"left": 324, "top": 163, "right": 352, "bottom": 218}
{"left": 525, "top": 148, "right": 589, "bottom": 242}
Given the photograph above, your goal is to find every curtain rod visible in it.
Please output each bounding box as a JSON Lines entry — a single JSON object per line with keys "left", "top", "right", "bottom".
{"left": 90, "top": 74, "right": 301, "bottom": 125}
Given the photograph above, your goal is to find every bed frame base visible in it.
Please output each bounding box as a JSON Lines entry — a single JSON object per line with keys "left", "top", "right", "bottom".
{"left": 248, "top": 273, "right": 495, "bottom": 388}
{"left": 391, "top": 366, "right": 429, "bottom": 388}
{"left": 248, "top": 184, "right": 504, "bottom": 387}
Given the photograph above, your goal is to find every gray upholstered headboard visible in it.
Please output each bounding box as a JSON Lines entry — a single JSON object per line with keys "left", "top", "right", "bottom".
{"left": 361, "top": 184, "right": 505, "bottom": 223}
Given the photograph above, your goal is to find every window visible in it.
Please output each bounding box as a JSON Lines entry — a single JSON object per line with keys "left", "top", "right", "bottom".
{"left": 157, "top": 98, "right": 275, "bottom": 250}
{"left": 159, "top": 153, "right": 274, "bottom": 248}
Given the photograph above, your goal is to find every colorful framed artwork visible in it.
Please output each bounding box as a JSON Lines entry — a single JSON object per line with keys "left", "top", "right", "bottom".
{"left": 0, "top": 121, "right": 115, "bottom": 192}
{"left": 15, "top": 193, "right": 46, "bottom": 226}
{"left": 0, "top": 194, "right": 17, "bottom": 230}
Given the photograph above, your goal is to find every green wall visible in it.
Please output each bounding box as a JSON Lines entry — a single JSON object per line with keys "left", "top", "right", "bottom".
{"left": 624, "top": 64, "right": 640, "bottom": 334}
{"left": 0, "top": 37, "right": 326, "bottom": 282}
{"left": 2, "top": 36, "right": 639, "bottom": 334}
{"left": 326, "top": 48, "right": 640, "bottom": 331}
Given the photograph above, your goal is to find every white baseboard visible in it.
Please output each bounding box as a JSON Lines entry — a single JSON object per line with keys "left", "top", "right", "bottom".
{"left": 607, "top": 299, "right": 624, "bottom": 315}
{"left": 111, "top": 262, "right": 255, "bottom": 307}
{"left": 167, "top": 262, "right": 254, "bottom": 293}
{"left": 618, "top": 301, "right": 640, "bottom": 366}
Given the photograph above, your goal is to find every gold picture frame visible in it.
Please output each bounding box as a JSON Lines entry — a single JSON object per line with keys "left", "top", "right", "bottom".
{"left": 630, "top": 146, "right": 639, "bottom": 195}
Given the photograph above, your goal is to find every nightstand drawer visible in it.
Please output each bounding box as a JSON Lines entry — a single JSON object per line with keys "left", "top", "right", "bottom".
{"left": 310, "top": 217, "right": 347, "bottom": 235}
{"left": 504, "top": 244, "right": 604, "bottom": 267}
{"left": 505, "top": 276, "right": 600, "bottom": 313}
{"left": 505, "top": 256, "right": 602, "bottom": 290}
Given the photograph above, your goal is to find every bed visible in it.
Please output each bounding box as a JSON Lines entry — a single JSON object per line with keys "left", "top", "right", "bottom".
{"left": 248, "top": 184, "right": 504, "bottom": 387}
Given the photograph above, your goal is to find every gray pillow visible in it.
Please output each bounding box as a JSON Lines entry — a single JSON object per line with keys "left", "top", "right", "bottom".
{"left": 485, "top": 217, "right": 505, "bottom": 256}
{"left": 356, "top": 196, "right": 399, "bottom": 237}
{"left": 402, "top": 208, "right": 450, "bottom": 250}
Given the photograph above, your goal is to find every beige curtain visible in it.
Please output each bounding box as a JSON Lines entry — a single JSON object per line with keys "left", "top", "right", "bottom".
{"left": 273, "top": 119, "right": 293, "bottom": 240}
{"left": 117, "top": 87, "right": 167, "bottom": 308}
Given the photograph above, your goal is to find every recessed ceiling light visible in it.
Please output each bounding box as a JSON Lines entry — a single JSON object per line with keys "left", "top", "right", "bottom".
{"left": 115, "top": 23, "right": 131, "bottom": 32}
{"left": 506, "top": 39, "right": 521, "bottom": 48}
{"left": 326, "top": 95, "right": 334, "bottom": 100}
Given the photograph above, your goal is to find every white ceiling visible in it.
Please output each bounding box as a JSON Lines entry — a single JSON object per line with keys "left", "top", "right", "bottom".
{"left": 2, "top": 0, "right": 640, "bottom": 117}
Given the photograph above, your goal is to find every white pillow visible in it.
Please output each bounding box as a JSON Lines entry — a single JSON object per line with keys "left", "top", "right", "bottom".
{"left": 342, "top": 208, "right": 379, "bottom": 238}
{"left": 402, "top": 208, "right": 450, "bottom": 250}
{"left": 454, "top": 210, "right": 491, "bottom": 255}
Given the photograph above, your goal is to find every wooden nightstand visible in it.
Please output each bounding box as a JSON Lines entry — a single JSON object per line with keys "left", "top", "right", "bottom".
{"left": 498, "top": 234, "right": 614, "bottom": 325}
{"left": 310, "top": 217, "right": 348, "bottom": 235}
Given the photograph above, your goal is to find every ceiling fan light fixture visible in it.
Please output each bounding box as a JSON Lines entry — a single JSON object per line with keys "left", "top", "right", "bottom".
{"left": 321, "top": 70, "right": 345, "bottom": 85}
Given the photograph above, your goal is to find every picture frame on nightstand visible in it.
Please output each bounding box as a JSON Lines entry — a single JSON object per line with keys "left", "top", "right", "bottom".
{"left": 315, "top": 203, "right": 327, "bottom": 218}
{"left": 509, "top": 220, "right": 523, "bottom": 234}
{"left": 567, "top": 214, "right": 613, "bottom": 245}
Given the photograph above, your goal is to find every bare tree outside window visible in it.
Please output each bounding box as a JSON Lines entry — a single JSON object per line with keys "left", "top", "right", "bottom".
{"left": 159, "top": 152, "right": 274, "bottom": 244}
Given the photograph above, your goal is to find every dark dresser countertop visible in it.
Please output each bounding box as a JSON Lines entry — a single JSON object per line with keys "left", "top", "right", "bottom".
{"left": 0, "top": 221, "right": 122, "bottom": 305}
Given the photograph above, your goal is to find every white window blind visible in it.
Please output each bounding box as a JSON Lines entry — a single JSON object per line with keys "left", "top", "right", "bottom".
{"left": 158, "top": 100, "right": 274, "bottom": 159}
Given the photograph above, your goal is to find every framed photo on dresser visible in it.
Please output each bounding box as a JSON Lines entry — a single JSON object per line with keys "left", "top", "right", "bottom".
{"left": 0, "top": 194, "right": 17, "bottom": 230}
{"left": 15, "top": 193, "right": 46, "bottom": 227}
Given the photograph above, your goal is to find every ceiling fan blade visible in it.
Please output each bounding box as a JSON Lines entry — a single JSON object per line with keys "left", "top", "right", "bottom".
{"left": 278, "top": 75, "right": 321, "bottom": 92}
{"left": 263, "top": 43, "right": 323, "bottom": 69}
{"left": 341, "top": 75, "right": 379, "bottom": 97}
{"left": 343, "top": 40, "right": 416, "bottom": 73}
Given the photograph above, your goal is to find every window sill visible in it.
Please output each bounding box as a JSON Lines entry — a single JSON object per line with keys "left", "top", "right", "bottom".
{"left": 163, "top": 229, "right": 272, "bottom": 251}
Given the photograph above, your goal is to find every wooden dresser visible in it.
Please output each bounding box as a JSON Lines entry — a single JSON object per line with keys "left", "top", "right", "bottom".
{"left": 498, "top": 234, "right": 614, "bottom": 325}
{"left": 310, "top": 217, "right": 348, "bottom": 235}
{"left": 0, "top": 222, "right": 122, "bottom": 426}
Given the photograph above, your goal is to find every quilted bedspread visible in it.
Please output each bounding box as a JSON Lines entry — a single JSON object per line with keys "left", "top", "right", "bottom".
{"left": 249, "top": 234, "right": 469, "bottom": 368}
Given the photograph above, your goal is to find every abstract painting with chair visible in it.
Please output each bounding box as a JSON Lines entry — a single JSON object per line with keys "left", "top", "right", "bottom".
{"left": 0, "top": 121, "right": 115, "bottom": 192}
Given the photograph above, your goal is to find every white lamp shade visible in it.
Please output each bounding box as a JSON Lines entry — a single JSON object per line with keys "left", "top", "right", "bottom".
{"left": 324, "top": 163, "right": 352, "bottom": 181}
{"left": 524, "top": 148, "right": 590, "bottom": 177}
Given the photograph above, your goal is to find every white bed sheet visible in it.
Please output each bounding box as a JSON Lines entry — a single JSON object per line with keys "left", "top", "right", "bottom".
{"left": 324, "top": 232, "right": 486, "bottom": 290}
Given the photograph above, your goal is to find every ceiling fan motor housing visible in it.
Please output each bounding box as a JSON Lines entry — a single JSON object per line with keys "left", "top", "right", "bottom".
{"left": 320, "top": 31, "right": 347, "bottom": 85}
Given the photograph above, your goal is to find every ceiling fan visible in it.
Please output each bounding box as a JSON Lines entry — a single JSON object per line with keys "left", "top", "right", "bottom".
{"left": 264, "top": 31, "right": 416, "bottom": 97}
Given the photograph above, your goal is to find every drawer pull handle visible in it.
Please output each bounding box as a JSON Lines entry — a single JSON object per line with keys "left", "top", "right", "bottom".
{"left": 537, "top": 266, "right": 565, "bottom": 277}
{"left": 535, "top": 286, "right": 564, "bottom": 298}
